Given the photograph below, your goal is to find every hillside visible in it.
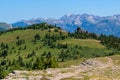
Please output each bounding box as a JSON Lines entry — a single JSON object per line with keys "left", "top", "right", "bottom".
{"left": 12, "top": 14, "right": 120, "bottom": 37}
{"left": 0, "top": 22, "right": 12, "bottom": 31}
{"left": 4, "top": 55, "right": 120, "bottom": 80}
{"left": 0, "top": 23, "right": 120, "bottom": 79}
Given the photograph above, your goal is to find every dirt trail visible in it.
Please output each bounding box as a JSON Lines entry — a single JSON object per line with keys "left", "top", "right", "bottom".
{"left": 4, "top": 56, "right": 120, "bottom": 80}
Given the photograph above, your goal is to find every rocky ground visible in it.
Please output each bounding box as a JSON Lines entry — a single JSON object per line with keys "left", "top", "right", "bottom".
{"left": 3, "top": 55, "right": 120, "bottom": 80}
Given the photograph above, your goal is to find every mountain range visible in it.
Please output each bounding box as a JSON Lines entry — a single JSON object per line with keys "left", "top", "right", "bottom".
{"left": 2, "top": 14, "right": 120, "bottom": 37}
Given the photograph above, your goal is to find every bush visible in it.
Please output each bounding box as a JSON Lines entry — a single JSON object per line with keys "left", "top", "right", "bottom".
{"left": 0, "top": 67, "right": 8, "bottom": 79}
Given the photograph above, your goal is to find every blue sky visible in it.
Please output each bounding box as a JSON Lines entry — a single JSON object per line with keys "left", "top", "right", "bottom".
{"left": 0, "top": 0, "right": 120, "bottom": 23}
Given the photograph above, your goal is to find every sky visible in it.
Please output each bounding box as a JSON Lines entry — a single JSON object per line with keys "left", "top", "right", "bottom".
{"left": 0, "top": 0, "right": 120, "bottom": 23}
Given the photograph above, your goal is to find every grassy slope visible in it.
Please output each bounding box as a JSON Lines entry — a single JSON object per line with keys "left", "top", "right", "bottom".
{"left": 0, "top": 29, "right": 60, "bottom": 61}
{"left": 0, "top": 28, "right": 111, "bottom": 67}
{"left": 56, "top": 39, "right": 105, "bottom": 49}
{"left": 5, "top": 55, "right": 120, "bottom": 80}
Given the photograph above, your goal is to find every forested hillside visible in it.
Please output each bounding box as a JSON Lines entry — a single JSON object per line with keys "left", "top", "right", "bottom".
{"left": 0, "top": 23, "right": 120, "bottom": 79}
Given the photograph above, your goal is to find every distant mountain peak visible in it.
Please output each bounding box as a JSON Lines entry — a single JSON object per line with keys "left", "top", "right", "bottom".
{"left": 66, "top": 13, "right": 75, "bottom": 17}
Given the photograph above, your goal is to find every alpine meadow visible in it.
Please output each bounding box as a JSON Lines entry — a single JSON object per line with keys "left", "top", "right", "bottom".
{"left": 1, "top": 0, "right": 120, "bottom": 80}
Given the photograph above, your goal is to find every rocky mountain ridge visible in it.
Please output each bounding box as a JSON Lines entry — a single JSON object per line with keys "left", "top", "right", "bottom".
{"left": 12, "top": 14, "right": 120, "bottom": 37}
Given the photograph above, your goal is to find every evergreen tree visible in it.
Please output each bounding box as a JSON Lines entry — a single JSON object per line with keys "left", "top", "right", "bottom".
{"left": 34, "top": 34, "right": 41, "bottom": 40}
{"left": 0, "top": 67, "right": 8, "bottom": 79}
